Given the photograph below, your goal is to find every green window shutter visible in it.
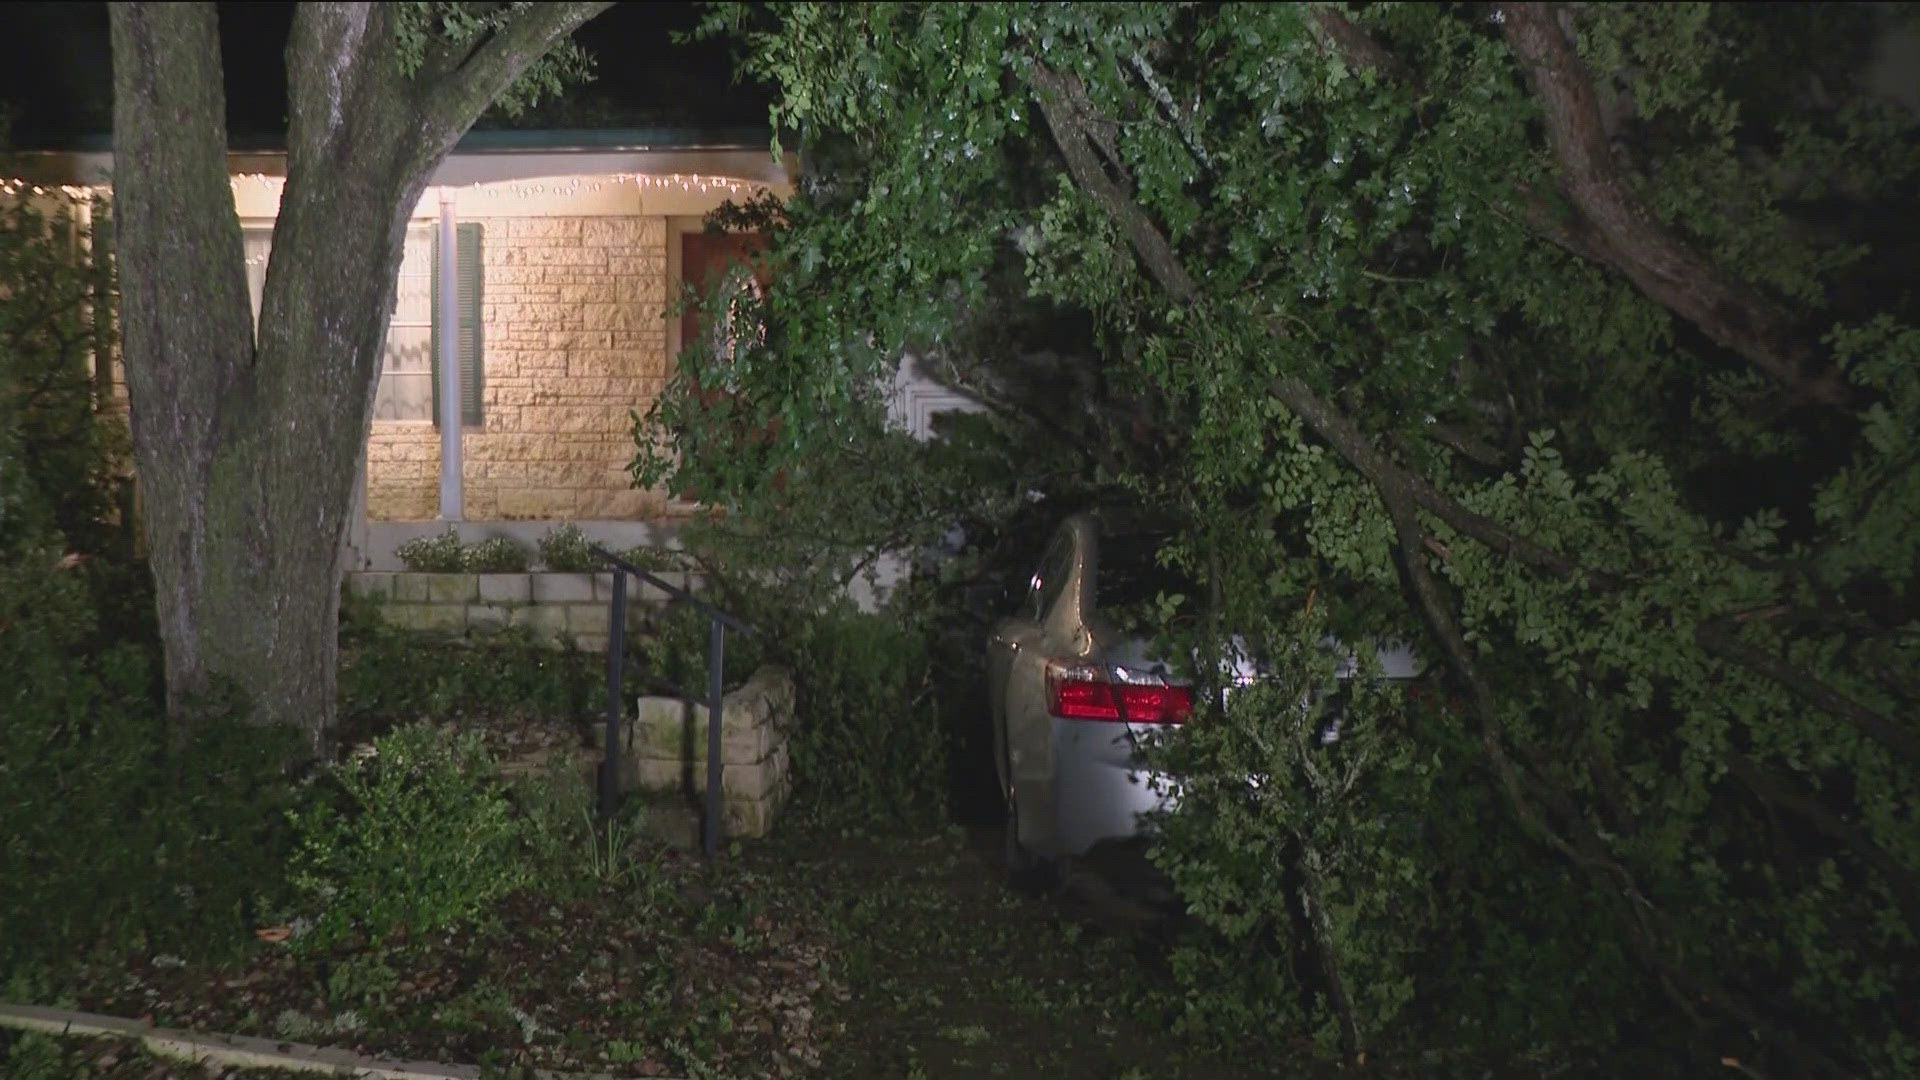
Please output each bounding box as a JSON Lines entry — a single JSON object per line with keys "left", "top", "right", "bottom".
{"left": 430, "top": 222, "right": 484, "bottom": 427}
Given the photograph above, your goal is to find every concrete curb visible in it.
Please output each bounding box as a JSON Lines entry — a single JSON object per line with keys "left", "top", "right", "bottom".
{"left": 0, "top": 1003, "right": 652, "bottom": 1079}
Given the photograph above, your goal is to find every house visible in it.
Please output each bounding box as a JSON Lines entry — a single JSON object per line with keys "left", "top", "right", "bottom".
{"left": 9, "top": 127, "right": 796, "bottom": 568}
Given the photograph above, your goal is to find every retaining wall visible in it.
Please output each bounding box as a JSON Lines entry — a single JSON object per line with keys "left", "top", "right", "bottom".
{"left": 343, "top": 569, "right": 702, "bottom": 652}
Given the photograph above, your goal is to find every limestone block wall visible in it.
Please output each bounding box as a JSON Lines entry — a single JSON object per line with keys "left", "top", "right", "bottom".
{"left": 343, "top": 570, "right": 701, "bottom": 652}
{"left": 604, "top": 666, "right": 795, "bottom": 839}
{"left": 363, "top": 215, "right": 673, "bottom": 522}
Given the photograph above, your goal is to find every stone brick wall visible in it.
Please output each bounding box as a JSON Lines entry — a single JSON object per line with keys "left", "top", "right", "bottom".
{"left": 363, "top": 215, "right": 672, "bottom": 521}
{"left": 344, "top": 569, "right": 701, "bottom": 653}
{"left": 601, "top": 666, "right": 796, "bottom": 839}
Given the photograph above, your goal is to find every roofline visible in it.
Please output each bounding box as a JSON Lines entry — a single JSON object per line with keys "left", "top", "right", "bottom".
{"left": 6, "top": 142, "right": 798, "bottom": 190}
{"left": 51, "top": 125, "right": 779, "bottom": 156}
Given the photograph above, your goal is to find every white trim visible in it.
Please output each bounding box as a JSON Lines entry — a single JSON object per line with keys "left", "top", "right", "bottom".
{"left": 887, "top": 354, "right": 986, "bottom": 441}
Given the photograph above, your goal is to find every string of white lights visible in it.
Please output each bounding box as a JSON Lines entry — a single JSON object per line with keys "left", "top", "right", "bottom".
{"left": 228, "top": 171, "right": 768, "bottom": 200}
{"left": 4, "top": 171, "right": 772, "bottom": 202}
{"left": 0, "top": 178, "right": 98, "bottom": 200}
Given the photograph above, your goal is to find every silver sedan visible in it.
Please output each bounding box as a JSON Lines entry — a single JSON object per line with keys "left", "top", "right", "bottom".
{"left": 987, "top": 513, "right": 1422, "bottom": 874}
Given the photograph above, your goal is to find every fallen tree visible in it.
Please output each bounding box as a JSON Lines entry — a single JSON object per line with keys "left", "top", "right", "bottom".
{"left": 644, "top": 3, "right": 1920, "bottom": 1073}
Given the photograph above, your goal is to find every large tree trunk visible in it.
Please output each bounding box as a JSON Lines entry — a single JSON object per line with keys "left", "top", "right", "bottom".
{"left": 110, "top": 1, "right": 608, "bottom": 759}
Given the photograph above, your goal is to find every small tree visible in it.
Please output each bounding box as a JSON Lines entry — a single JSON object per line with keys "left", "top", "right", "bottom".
{"left": 0, "top": 192, "right": 124, "bottom": 553}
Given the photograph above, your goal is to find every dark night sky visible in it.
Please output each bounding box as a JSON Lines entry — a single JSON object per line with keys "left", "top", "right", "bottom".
{"left": 0, "top": 2, "right": 769, "bottom": 150}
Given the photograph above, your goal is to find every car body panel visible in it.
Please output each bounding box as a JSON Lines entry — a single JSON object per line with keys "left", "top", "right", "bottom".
{"left": 1050, "top": 716, "right": 1171, "bottom": 857}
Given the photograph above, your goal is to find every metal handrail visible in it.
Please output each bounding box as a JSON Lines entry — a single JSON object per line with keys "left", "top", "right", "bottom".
{"left": 588, "top": 545, "right": 752, "bottom": 857}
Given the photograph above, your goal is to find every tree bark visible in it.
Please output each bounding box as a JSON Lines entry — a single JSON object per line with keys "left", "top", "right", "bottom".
{"left": 110, "top": 1, "right": 608, "bottom": 758}
{"left": 1492, "top": 3, "right": 1853, "bottom": 408}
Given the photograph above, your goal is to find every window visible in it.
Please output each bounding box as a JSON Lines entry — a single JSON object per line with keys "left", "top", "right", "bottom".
{"left": 239, "top": 222, "right": 482, "bottom": 425}
{"left": 1027, "top": 531, "right": 1077, "bottom": 622}
{"left": 243, "top": 227, "right": 272, "bottom": 325}
{"left": 375, "top": 226, "right": 435, "bottom": 421}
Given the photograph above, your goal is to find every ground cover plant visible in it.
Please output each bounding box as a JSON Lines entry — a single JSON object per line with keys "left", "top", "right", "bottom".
{"left": 391, "top": 529, "right": 533, "bottom": 574}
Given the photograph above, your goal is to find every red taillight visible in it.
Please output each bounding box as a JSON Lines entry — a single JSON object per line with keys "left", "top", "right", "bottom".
{"left": 1046, "top": 661, "right": 1192, "bottom": 724}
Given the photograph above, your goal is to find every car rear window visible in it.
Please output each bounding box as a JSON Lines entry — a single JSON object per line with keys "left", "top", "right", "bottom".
{"left": 1095, "top": 530, "right": 1200, "bottom": 613}
{"left": 1027, "top": 531, "right": 1076, "bottom": 622}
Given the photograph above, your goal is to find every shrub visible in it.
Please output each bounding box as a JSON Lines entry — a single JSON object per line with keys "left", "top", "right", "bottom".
{"left": 536, "top": 523, "right": 596, "bottom": 572}
{"left": 540, "top": 527, "right": 689, "bottom": 579}
{"left": 338, "top": 617, "right": 599, "bottom": 735}
{"left": 464, "top": 535, "right": 529, "bottom": 573}
{"left": 617, "top": 545, "right": 689, "bottom": 575}
{"left": 639, "top": 599, "right": 766, "bottom": 695}
{"left": 285, "top": 722, "right": 526, "bottom": 950}
{"left": 1, "top": 425, "right": 299, "bottom": 976}
{"left": 504, "top": 754, "right": 650, "bottom": 892}
{"left": 0, "top": 613, "right": 300, "bottom": 974}
{"left": 0, "top": 195, "right": 128, "bottom": 559}
{"left": 779, "top": 603, "right": 945, "bottom": 831}
{"left": 394, "top": 528, "right": 466, "bottom": 573}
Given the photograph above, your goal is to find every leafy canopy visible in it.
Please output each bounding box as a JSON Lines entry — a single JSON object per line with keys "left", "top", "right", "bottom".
{"left": 642, "top": 3, "right": 1920, "bottom": 1073}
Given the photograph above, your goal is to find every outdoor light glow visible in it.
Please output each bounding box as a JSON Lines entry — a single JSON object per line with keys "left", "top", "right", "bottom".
{"left": 1, "top": 172, "right": 772, "bottom": 202}
{"left": 0, "top": 178, "right": 100, "bottom": 199}
{"left": 225, "top": 171, "right": 768, "bottom": 201}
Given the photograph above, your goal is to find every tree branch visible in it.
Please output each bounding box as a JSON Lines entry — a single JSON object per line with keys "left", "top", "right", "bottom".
{"left": 1721, "top": 748, "right": 1920, "bottom": 916}
{"left": 1127, "top": 51, "right": 1213, "bottom": 170}
{"left": 1029, "top": 65, "right": 1196, "bottom": 301}
{"left": 1311, "top": 3, "right": 1853, "bottom": 410}
{"left": 1026, "top": 32, "right": 1882, "bottom": 1075}
{"left": 415, "top": 1, "right": 613, "bottom": 155}
{"left": 283, "top": 4, "right": 391, "bottom": 163}
{"left": 1421, "top": 421, "right": 1509, "bottom": 470}
{"left": 1493, "top": 2, "right": 1851, "bottom": 409}
{"left": 1304, "top": 7, "right": 1417, "bottom": 85}
{"left": 1697, "top": 621, "right": 1919, "bottom": 765}
{"left": 1032, "top": 51, "right": 1911, "bottom": 777}
{"left": 1038, "top": 51, "right": 1669, "bottom": 948}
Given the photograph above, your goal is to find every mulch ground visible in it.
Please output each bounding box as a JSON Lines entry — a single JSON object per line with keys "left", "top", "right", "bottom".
{"left": 32, "top": 712, "right": 1330, "bottom": 1079}
{"left": 65, "top": 849, "right": 836, "bottom": 1078}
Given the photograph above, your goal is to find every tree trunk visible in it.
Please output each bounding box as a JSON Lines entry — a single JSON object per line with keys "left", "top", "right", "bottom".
{"left": 110, "top": 1, "right": 609, "bottom": 759}
{"left": 110, "top": 3, "right": 278, "bottom": 735}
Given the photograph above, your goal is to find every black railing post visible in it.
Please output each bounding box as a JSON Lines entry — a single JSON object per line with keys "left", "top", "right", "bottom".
{"left": 601, "top": 569, "right": 628, "bottom": 819}
{"left": 586, "top": 544, "right": 750, "bottom": 859}
{"left": 704, "top": 617, "right": 725, "bottom": 856}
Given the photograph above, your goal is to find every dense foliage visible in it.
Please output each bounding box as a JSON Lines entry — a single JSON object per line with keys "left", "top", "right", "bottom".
{"left": 635, "top": 3, "right": 1920, "bottom": 1074}
{"left": 639, "top": 563, "right": 954, "bottom": 834}
{"left": 0, "top": 196, "right": 303, "bottom": 977}
{"left": 286, "top": 723, "right": 528, "bottom": 951}
{"left": 337, "top": 605, "right": 602, "bottom": 734}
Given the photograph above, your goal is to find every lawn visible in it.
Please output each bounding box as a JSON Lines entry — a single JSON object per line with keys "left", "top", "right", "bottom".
{"left": 18, "top": 816, "right": 1320, "bottom": 1080}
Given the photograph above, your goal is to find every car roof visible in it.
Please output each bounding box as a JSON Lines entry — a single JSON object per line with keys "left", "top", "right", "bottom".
{"left": 1071, "top": 507, "right": 1185, "bottom": 541}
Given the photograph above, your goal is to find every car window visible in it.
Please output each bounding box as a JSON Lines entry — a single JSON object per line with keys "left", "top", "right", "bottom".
{"left": 1093, "top": 528, "right": 1204, "bottom": 641}
{"left": 1026, "top": 532, "right": 1076, "bottom": 622}
{"left": 1094, "top": 530, "right": 1197, "bottom": 610}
